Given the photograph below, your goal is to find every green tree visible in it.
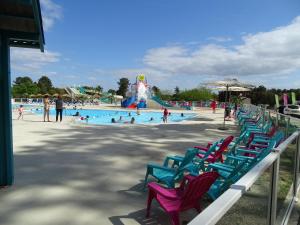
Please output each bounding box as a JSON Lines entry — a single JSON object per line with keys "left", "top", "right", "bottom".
{"left": 152, "top": 86, "right": 161, "bottom": 97}
{"left": 178, "top": 88, "right": 213, "bottom": 101}
{"left": 108, "top": 89, "right": 116, "bottom": 95}
{"left": 173, "top": 86, "right": 180, "bottom": 101}
{"left": 12, "top": 76, "right": 40, "bottom": 98}
{"left": 95, "top": 85, "right": 103, "bottom": 93}
{"left": 116, "top": 78, "right": 129, "bottom": 97}
{"left": 14, "top": 76, "right": 33, "bottom": 85}
{"left": 38, "top": 76, "right": 53, "bottom": 94}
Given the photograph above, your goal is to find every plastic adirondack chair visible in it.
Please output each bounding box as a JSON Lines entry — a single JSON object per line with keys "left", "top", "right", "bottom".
{"left": 146, "top": 172, "right": 219, "bottom": 225}
{"left": 246, "top": 125, "right": 275, "bottom": 140}
{"left": 172, "top": 136, "right": 234, "bottom": 175}
{"left": 234, "top": 137, "right": 281, "bottom": 166}
{"left": 242, "top": 124, "right": 275, "bottom": 145}
{"left": 241, "top": 117, "right": 264, "bottom": 131}
{"left": 228, "top": 131, "right": 249, "bottom": 155}
{"left": 242, "top": 121, "right": 272, "bottom": 136}
{"left": 238, "top": 111, "right": 261, "bottom": 126}
{"left": 169, "top": 142, "right": 220, "bottom": 175}
{"left": 144, "top": 148, "right": 198, "bottom": 189}
{"left": 207, "top": 137, "right": 282, "bottom": 200}
{"left": 252, "top": 131, "right": 284, "bottom": 146}
{"left": 237, "top": 110, "right": 256, "bottom": 124}
{"left": 193, "top": 138, "right": 224, "bottom": 152}
{"left": 197, "top": 135, "right": 234, "bottom": 164}
{"left": 206, "top": 156, "right": 248, "bottom": 199}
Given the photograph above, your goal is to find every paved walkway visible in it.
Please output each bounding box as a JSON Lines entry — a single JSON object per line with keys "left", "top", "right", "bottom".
{"left": 0, "top": 109, "right": 236, "bottom": 225}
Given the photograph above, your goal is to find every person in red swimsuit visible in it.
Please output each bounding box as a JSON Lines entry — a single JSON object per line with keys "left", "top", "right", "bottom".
{"left": 210, "top": 100, "right": 217, "bottom": 113}
{"left": 163, "top": 108, "right": 168, "bottom": 123}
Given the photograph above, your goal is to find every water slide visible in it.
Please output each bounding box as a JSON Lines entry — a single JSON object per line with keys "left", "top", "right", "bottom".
{"left": 65, "top": 87, "right": 84, "bottom": 96}
{"left": 100, "top": 96, "right": 111, "bottom": 104}
{"left": 151, "top": 96, "right": 173, "bottom": 108}
{"left": 137, "top": 101, "right": 146, "bottom": 108}
{"left": 121, "top": 96, "right": 136, "bottom": 108}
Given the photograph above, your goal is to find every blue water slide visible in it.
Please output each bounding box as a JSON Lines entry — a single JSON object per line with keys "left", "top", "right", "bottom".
{"left": 137, "top": 100, "right": 147, "bottom": 108}
{"left": 121, "top": 96, "right": 136, "bottom": 107}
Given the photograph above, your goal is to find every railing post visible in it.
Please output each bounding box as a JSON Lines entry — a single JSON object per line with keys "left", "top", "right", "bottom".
{"left": 285, "top": 117, "right": 290, "bottom": 138}
{"left": 268, "top": 157, "right": 280, "bottom": 225}
{"left": 294, "top": 132, "right": 300, "bottom": 196}
{"left": 276, "top": 112, "right": 279, "bottom": 127}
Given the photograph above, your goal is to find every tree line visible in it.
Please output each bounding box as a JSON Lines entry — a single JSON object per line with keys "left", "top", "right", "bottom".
{"left": 152, "top": 86, "right": 215, "bottom": 101}
{"left": 11, "top": 76, "right": 105, "bottom": 98}
{"left": 11, "top": 76, "right": 300, "bottom": 106}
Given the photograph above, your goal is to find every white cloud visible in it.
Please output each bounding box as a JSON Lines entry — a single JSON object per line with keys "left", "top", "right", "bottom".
{"left": 207, "top": 36, "right": 232, "bottom": 42}
{"left": 143, "top": 16, "right": 300, "bottom": 78}
{"left": 11, "top": 48, "right": 60, "bottom": 72}
{"left": 40, "top": 0, "right": 62, "bottom": 31}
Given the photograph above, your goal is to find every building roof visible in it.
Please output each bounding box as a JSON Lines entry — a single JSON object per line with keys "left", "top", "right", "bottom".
{"left": 0, "top": 0, "right": 45, "bottom": 51}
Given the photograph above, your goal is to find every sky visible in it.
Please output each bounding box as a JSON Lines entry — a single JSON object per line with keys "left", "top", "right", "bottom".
{"left": 11, "top": 0, "right": 300, "bottom": 91}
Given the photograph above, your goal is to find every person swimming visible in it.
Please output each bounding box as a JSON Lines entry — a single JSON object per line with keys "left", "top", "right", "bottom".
{"left": 149, "top": 117, "right": 154, "bottom": 121}
{"left": 181, "top": 113, "right": 184, "bottom": 117}
{"left": 128, "top": 112, "right": 131, "bottom": 116}
{"left": 118, "top": 116, "right": 123, "bottom": 121}
{"left": 111, "top": 118, "right": 116, "bottom": 123}
{"left": 73, "top": 111, "right": 80, "bottom": 116}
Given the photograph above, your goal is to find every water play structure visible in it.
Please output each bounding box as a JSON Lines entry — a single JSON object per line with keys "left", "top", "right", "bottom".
{"left": 121, "top": 74, "right": 151, "bottom": 108}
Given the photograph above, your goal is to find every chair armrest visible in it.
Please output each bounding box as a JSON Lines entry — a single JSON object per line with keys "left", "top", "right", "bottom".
{"left": 163, "top": 155, "right": 183, "bottom": 167}
{"left": 208, "top": 163, "right": 234, "bottom": 173}
{"left": 147, "top": 163, "right": 176, "bottom": 173}
{"left": 194, "top": 146, "right": 209, "bottom": 151}
{"left": 148, "top": 182, "right": 179, "bottom": 200}
{"left": 197, "top": 149, "right": 208, "bottom": 155}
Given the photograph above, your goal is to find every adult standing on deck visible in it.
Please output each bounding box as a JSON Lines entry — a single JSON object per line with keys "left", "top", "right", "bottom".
{"left": 211, "top": 100, "right": 217, "bottom": 113}
{"left": 55, "top": 95, "right": 64, "bottom": 122}
{"left": 163, "top": 108, "right": 168, "bottom": 123}
{"left": 43, "top": 95, "right": 51, "bottom": 122}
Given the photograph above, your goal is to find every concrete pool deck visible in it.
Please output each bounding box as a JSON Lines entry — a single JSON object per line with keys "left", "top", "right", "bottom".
{"left": 0, "top": 108, "right": 237, "bottom": 225}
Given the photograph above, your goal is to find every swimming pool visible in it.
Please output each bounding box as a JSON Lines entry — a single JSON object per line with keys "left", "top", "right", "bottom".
{"left": 34, "top": 108, "right": 196, "bottom": 125}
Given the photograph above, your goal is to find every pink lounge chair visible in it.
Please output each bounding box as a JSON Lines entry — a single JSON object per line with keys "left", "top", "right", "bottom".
{"left": 146, "top": 172, "right": 219, "bottom": 225}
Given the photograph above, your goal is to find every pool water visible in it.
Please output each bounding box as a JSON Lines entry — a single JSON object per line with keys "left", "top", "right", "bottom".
{"left": 34, "top": 108, "right": 196, "bottom": 125}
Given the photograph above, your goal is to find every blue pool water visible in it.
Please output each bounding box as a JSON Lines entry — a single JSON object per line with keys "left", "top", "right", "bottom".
{"left": 33, "top": 108, "right": 196, "bottom": 125}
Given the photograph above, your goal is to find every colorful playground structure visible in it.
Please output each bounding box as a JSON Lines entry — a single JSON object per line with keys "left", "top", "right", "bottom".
{"left": 121, "top": 74, "right": 195, "bottom": 109}
{"left": 121, "top": 74, "right": 150, "bottom": 108}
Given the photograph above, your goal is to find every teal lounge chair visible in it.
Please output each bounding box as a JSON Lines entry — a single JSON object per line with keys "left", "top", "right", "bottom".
{"left": 144, "top": 148, "right": 198, "bottom": 189}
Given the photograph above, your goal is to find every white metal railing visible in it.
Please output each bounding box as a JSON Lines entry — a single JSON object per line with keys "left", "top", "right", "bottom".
{"left": 189, "top": 105, "right": 300, "bottom": 225}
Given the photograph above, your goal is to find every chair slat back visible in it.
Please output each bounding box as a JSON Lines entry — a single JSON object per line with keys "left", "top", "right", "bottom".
{"left": 180, "top": 172, "right": 219, "bottom": 210}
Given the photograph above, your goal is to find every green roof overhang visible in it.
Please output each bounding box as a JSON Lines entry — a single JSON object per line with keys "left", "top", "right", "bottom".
{"left": 0, "top": 0, "right": 45, "bottom": 52}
